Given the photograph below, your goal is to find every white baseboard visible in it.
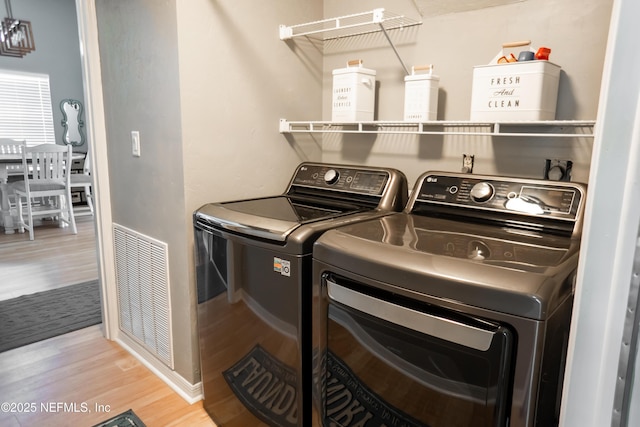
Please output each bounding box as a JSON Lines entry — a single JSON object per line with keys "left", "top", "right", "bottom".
{"left": 115, "top": 333, "right": 203, "bottom": 404}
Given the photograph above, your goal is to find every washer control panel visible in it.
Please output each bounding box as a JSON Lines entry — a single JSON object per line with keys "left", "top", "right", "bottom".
{"left": 291, "top": 164, "right": 390, "bottom": 195}
{"left": 413, "top": 173, "right": 586, "bottom": 222}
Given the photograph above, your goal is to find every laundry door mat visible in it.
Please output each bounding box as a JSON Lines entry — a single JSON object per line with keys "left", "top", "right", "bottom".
{"left": 92, "top": 409, "right": 146, "bottom": 427}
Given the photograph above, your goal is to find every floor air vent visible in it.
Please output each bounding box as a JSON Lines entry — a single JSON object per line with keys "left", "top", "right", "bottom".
{"left": 113, "top": 223, "right": 174, "bottom": 368}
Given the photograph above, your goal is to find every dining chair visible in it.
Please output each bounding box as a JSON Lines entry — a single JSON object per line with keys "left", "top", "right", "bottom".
{"left": 0, "top": 138, "right": 25, "bottom": 154}
{"left": 11, "top": 143, "right": 77, "bottom": 240}
{"left": 69, "top": 150, "right": 94, "bottom": 217}
{"left": 0, "top": 139, "right": 26, "bottom": 232}
{"left": 0, "top": 138, "right": 27, "bottom": 179}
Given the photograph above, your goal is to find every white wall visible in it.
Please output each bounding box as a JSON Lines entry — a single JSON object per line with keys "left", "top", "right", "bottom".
{"left": 561, "top": 0, "right": 640, "bottom": 424}
{"left": 320, "top": 0, "right": 612, "bottom": 187}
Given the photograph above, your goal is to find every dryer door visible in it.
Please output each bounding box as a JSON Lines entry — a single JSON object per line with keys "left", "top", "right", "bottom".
{"left": 321, "top": 276, "right": 514, "bottom": 427}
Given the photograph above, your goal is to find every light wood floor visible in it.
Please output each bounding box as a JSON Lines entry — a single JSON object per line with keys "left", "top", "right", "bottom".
{"left": 0, "top": 216, "right": 218, "bottom": 426}
{"left": 0, "top": 216, "right": 99, "bottom": 301}
{"left": 0, "top": 325, "right": 216, "bottom": 427}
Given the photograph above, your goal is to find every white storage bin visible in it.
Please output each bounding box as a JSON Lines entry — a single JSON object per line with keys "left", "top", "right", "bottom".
{"left": 332, "top": 60, "right": 376, "bottom": 122}
{"left": 470, "top": 42, "right": 561, "bottom": 121}
{"left": 404, "top": 65, "right": 439, "bottom": 121}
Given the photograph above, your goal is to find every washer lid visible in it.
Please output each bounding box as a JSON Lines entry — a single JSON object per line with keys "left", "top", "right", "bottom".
{"left": 195, "top": 196, "right": 363, "bottom": 242}
{"left": 313, "top": 213, "right": 580, "bottom": 320}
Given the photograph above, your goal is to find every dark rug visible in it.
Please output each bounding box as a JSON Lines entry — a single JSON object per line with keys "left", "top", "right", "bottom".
{"left": 325, "top": 350, "right": 425, "bottom": 427}
{"left": 224, "top": 344, "right": 299, "bottom": 427}
{"left": 223, "top": 345, "right": 423, "bottom": 427}
{"left": 92, "top": 409, "right": 146, "bottom": 427}
{"left": 0, "top": 280, "right": 102, "bottom": 353}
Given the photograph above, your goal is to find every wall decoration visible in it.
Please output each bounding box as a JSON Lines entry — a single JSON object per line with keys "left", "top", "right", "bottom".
{"left": 60, "top": 99, "right": 86, "bottom": 146}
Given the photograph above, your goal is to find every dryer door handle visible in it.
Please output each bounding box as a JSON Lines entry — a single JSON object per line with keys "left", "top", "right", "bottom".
{"left": 327, "top": 280, "right": 496, "bottom": 351}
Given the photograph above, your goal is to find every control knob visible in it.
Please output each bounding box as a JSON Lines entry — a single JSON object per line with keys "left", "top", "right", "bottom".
{"left": 324, "top": 169, "right": 340, "bottom": 185}
{"left": 470, "top": 182, "right": 494, "bottom": 203}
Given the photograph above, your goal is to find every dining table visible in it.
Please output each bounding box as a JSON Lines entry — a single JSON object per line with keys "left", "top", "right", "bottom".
{"left": 0, "top": 152, "right": 84, "bottom": 234}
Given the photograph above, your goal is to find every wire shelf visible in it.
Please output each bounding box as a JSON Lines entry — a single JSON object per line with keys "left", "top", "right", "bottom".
{"left": 279, "top": 119, "right": 596, "bottom": 138}
{"left": 279, "top": 8, "right": 422, "bottom": 41}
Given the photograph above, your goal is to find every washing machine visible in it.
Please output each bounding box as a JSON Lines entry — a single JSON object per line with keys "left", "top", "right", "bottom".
{"left": 194, "top": 162, "right": 408, "bottom": 426}
{"left": 312, "top": 171, "right": 587, "bottom": 427}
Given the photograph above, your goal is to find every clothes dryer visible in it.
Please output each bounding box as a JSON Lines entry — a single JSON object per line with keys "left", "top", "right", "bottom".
{"left": 312, "top": 171, "right": 587, "bottom": 427}
{"left": 194, "top": 162, "right": 408, "bottom": 426}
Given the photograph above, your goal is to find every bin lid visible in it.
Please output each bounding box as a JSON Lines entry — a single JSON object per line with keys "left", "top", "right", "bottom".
{"left": 404, "top": 73, "right": 440, "bottom": 82}
{"left": 332, "top": 66, "right": 376, "bottom": 76}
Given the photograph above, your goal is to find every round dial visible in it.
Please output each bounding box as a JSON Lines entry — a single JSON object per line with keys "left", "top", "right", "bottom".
{"left": 470, "top": 182, "right": 495, "bottom": 203}
{"left": 324, "top": 169, "right": 340, "bottom": 185}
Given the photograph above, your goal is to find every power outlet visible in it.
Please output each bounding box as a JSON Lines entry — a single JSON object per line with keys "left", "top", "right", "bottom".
{"left": 544, "top": 159, "right": 572, "bottom": 181}
{"left": 131, "top": 131, "right": 141, "bottom": 157}
{"left": 462, "top": 154, "right": 474, "bottom": 173}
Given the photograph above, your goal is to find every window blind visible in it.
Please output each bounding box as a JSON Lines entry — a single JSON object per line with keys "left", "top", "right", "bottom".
{"left": 0, "top": 70, "right": 55, "bottom": 146}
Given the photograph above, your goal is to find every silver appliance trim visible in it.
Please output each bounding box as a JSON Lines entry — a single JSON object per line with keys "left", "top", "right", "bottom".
{"left": 327, "top": 280, "right": 495, "bottom": 351}
{"left": 197, "top": 205, "right": 299, "bottom": 242}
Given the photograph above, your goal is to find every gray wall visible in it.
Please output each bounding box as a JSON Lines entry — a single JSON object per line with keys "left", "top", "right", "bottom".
{"left": 178, "top": 0, "right": 323, "bottom": 211}
{"left": 0, "top": 0, "right": 85, "bottom": 149}
{"left": 93, "top": 0, "right": 612, "bottom": 389}
{"left": 321, "top": 0, "right": 613, "bottom": 186}
{"left": 95, "top": 0, "right": 191, "bottom": 381}
{"left": 95, "top": 0, "right": 322, "bottom": 385}
{"left": 177, "top": 0, "right": 323, "bottom": 384}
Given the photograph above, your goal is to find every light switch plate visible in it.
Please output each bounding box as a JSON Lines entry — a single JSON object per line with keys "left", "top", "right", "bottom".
{"left": 131, "top": 131, "right": 140, "bottom": 157}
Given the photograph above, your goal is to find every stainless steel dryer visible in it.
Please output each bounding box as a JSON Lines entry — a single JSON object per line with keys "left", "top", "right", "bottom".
{"left": 194, "top": 162, "right": 408, "bottom": 426}
{"left": 312, "top": 171, "right": 587, "bottom": 427}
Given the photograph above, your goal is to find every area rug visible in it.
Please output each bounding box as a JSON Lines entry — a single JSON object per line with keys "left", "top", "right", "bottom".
{"left": 0, "top": 280, "right": 102, "bottom": 353}
{"left": 223, "top": 344, "right": 298, "bottom": 427}
{"left": 92, "top": 409, "right": 146, "bottom": 427}
{"left": 223, "top": 345, "right": 423, "bottom": 427}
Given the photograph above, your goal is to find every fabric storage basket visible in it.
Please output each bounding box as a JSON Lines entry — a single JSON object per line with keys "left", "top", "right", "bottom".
{"left": 470, "top": 41, "right": 561, "bottom": 121}
{"left": 404, "top": 65, "right": 440, "bottom": 121}
{"left": 332, "top": 60, "right": 376, "bottom": 122}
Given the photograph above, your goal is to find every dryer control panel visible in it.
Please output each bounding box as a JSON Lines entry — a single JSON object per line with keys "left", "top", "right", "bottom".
{"left": 290, "top": 163, "right": 390, "bottom": 196}
{"left": 410, "top": 172, "right": 587, "bottom": 226}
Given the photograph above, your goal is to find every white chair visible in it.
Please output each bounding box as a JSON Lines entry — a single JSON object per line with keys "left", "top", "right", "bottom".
{"left": 0, "top": 138, "right": 26, "bottom": 156}
{"left": 11, "top": 143, "right": 77, "bottom": 240}
{"left": 0, "top": 139, "right": 26, "bottom": 232}
{"left": 0, "top": 138, "right": 27, "bottom": 179}
{"left": 69, "top": 150, "right": 94, "bottom": 217}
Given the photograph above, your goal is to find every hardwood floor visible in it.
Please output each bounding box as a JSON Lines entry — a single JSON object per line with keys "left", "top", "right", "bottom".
{"left": 0, "top": 216, "right": 218, "bottom": 426}
{"left": 0, "top": 216, "right": 99, "bottom": 301}
{"left": 0, "top": 325, "right": 216, "bottom": 427}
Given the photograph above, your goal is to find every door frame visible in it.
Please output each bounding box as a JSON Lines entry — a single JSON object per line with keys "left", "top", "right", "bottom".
{"left": 75, "top": 0, "right": 118, "bottom": 340}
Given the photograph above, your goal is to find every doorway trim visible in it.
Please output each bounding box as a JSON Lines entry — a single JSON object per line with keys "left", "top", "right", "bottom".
{"left": 75, "top": 0, "right": 118, "bottom": 340}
